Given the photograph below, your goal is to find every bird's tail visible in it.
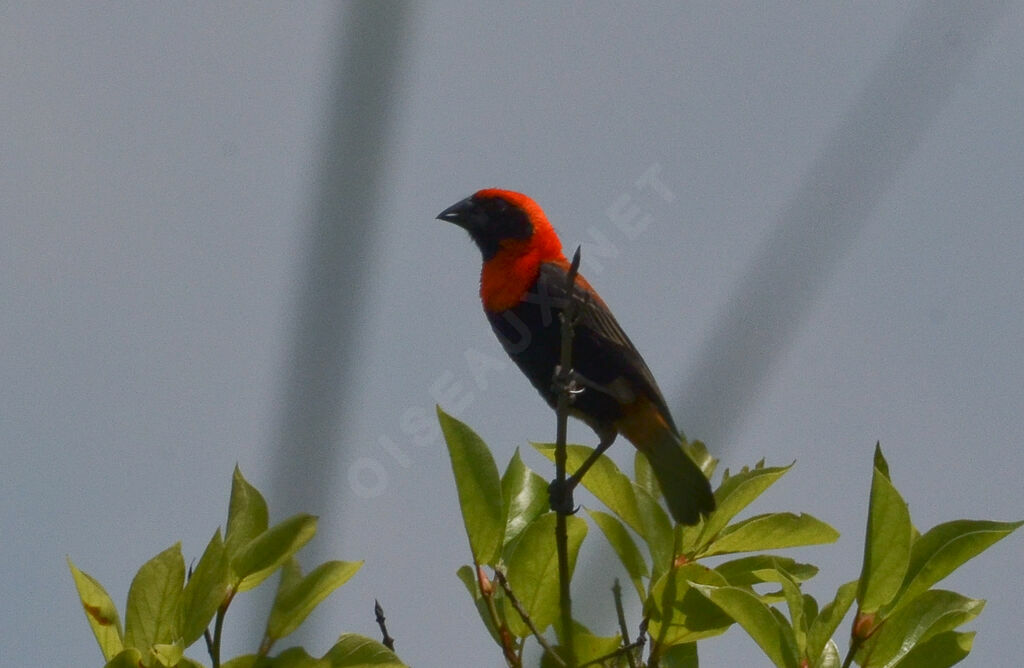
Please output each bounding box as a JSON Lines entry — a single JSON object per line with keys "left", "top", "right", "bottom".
{"left": 619, "top": 400, "right": 715, "bottom": 526}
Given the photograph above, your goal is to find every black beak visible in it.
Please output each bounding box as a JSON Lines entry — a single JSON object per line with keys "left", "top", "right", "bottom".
{"left": 436, "top": 196, "right": 477, "bottom": 229}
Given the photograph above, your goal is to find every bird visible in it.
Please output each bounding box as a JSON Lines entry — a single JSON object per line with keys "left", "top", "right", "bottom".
{"left": 436, "top": 188, "right": 715, "bottom": 525}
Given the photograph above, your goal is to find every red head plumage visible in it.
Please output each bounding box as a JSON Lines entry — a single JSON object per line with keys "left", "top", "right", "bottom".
{"left": 436, "top": 189, "right": 566, "bottom": 311}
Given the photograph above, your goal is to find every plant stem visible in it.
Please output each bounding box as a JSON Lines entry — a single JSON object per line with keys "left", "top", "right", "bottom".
{"left": 553, "top": 246, "right": 583, "bottom": 666}
{"left": 476, "top": 565, "right": 518, "bottom": 665}
{"left": 210, "top": 605, "right": 227, "bottom": 668}
{"left": 374, "top": 599, "right": 396, "bottom": 651}
{"left": 496, "top": 569, "right": 566, "bottom": 666}
{"left": 207, "top": 588, "right": 236, "bottom": 668}
{"left": 612, "top": 579, "right": 640, "bottom": 668}
{"left": 840, "top": 644, "right": 858, "bottom": 668}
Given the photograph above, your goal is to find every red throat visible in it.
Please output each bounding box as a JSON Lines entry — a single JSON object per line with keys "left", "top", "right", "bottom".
{"left": 475, "top": 190, "right": 566, "bottom": 312}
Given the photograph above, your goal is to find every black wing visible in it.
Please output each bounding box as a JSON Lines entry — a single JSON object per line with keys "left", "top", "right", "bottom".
{"left": 536, "top": 262, "right": 679, "bottom": 434}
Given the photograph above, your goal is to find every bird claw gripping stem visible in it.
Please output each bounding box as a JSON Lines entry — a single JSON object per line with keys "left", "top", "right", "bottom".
{"left": 547, "top": 476, "right": 580, "bottom": 516}
{"left": 551, "top": 365, "right": 586, "bottom": 400}
{"left": 555, "top": 366, "right": 635, "bottom": 403}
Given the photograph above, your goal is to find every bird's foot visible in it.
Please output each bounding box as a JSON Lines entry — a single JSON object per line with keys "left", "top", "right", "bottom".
{"left": 551, "top": 365, "right": 586, "bottom": 399}
{"left": 548, "top": 476, "right": 580, "bottom": 516}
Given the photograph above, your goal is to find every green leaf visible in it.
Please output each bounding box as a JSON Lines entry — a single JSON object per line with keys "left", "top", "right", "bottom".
{"left": 233, "top": 513, "right": 317, "bottom": 592}
{"left": 504, "top": 513, "right": 587, "bottom": 638}
{"left": 150, "top": 639, "right": 183, "bottom": 666}
{"left": 715, "top": 555, "right": 819, "bottom": 589}
{"left": 634, "top": 449, "right": 657, "bottom": 497}
{"left": 322, "top": 633, "right": 408, "bottom": 666}
{"left": 689, "top": 582, "right": 799, "bottom": 668}
{"left": 686, "top": 439, "right": 716, "bottom": 477}
{"left": 103, "top": 648, "right": 143, "bottom": 668}
{"left": 501, "top": 449, "right": 549, "bottom": 547}
{"left": 180, "top": 529, "right": 229, "bottom": 646}
{"left": 279, "top": 556, "right": 304, "bottom": 594}
{"left": 647, "top": 564, "right": 733, "bottom": 647}
{"left": 857, "top": 446, "right": 912, "bottom": 612}
{"left": 221, "top": 655, "right": 257, "bottom": 668}
{"left": 68, "top": 557, "right": 124, "bottom": 661}
{"left": 455, "top": 564, "right": 503, "bottom": 645}
{"left": 587, "top": 509, "right": 649, "bottom": 601}
{"left": 860, "top": 590, "right": 983, "bottom": 668}
{"left": 438, "top": 407, "right": 506, "bottom": 565}
{"left": 802, "top": 594, "right": 819, "bottom": 629}
{"left": 559, "top": 626, "right": 623, "bottom": 667}
{"left": 695, "top": 464, "right": 793, "bottom": 551}
{"left": 893, "top": 518, "right": 1023, "bottom": 611}
{"left": 814, "top": 640, "right": 841, "bottom": 668}
{"left": 124, "top": 543, "right": 185, "bottom": 652}
{"left": 873, "top": 443, "right": 890, "bottom": 478}
{"left": 806, "top": 580, "right": 857, "bottom": 663}
{"left": 534, "top": 443, "right": 642, "bottom": 533}
{"left": 771, "top": 568, "right": 808, "bottom": 654}
{"left": 635, "top": 484, "right": 674, "bottom": 581}
{"left": 725, "top": 565, "right": 817, "bottom": 654}
{"left": 265, "top": 646, "right": 325, "bottom": 667}
{"left": 267, "top": 558, "right": 363, "bottom": 641}
{"left": 659, "top": 641, "right": 699, "bottom": 668}
{"left": 885, "top": 630, "right": 974, "bottom": 668}
{"left": 701, "top": 513, "right": 838, "bottom": 557}
{"left": 174, "top": 657, "right": 206, "bottom": 668}
{"left": 224, "top": 465, "right": 269, "bottom": 559}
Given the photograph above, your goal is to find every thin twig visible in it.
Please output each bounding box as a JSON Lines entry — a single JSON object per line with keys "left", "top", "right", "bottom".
{"left": 612, "top": 580, "right": 640, "bottom": 668}
{"left": 374, "top": 599, "right": 396, "bottom": 651}
{"left": 203, "top": 627, "right": 214, "bottom": 661}
{"left": 210, "top": 590, "right": 233, "bottom": 668}
{"left": 553, "top": 245, "right": 583, "bottom": 666}
{"left": 475, "top": 565, "right": 519, "bottom": 665}
{"left": 841, "top": 637, "right": 863, "bottom": 668}
{"left": 637, "top": 616, "right": 649, "bottom": 651}
{"left": 194, "top": 558, "right": 216, "bottom": 663}
{"left": 494, "top": 569, "right": 566, "bottom": 667}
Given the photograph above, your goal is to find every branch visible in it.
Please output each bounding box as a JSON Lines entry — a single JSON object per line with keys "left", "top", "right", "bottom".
{"left": 553, "top": 245, "right": 583, "bottom": 666}
{"left": 211, "top": 589, "right": 234, "bottom": 667}
{"left": 473, "top": 565, "right": 520, "bottom": 665}
{"left": 495, "top": 569, "right": 566, "bottom": 667}
{"left": 575, "top": 581, "right": 647, "bottom": 667}
{"left": 374, "top": 599, "right": 396, "bottom": 651}
{"left": 613, "top": 580, "right": 640, "bottom": 668}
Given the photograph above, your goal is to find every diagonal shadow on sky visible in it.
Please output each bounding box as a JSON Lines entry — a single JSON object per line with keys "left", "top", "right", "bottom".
{"left": 672, "top": 2, "right": 1010, "bottom": 452}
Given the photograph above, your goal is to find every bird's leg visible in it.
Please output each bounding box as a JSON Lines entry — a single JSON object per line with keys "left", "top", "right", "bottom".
{"left": 548, "top": 431, "right": 617, "bottom": 515}
{"left": 565, "top": 431, "right": 616, "bottom": 490}
{"left": 549, "top": 363, "right": 583, "bottom": 515}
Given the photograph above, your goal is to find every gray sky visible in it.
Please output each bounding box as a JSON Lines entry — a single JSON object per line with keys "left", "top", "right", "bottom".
{"left": 3, "top": 3, "right": 1022, "bottom": 666}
